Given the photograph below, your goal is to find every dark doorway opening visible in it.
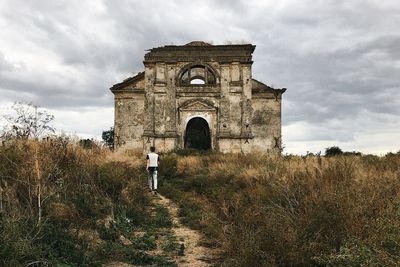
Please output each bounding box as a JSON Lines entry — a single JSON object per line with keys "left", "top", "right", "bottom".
{"left": 184, "top": 117, "right": 211, "bottom": 150}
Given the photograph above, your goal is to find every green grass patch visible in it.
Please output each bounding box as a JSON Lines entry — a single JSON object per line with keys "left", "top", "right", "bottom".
{"left": 162, "top": 232, "right": 179, "bottom": 253}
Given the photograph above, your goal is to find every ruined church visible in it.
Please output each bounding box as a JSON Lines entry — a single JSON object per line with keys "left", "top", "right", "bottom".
{"left": 110, "top": 41, "right": 286, "bottom": 153}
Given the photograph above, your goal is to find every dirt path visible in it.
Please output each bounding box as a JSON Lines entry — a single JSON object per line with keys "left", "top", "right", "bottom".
{"left": 153, "top": 194, "right": 218, "bottom": 267}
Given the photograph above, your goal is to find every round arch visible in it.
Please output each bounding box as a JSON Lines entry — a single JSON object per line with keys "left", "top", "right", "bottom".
{"left": 184, "top": 117, "right": 211, "bottom": 150}
{"left": 176, "top": 62, "right": 219, "bottom": 86}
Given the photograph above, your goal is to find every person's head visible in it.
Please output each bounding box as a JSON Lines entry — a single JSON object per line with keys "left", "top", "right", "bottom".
{"left": 150, "top": 146, "right": 156, "bottom": 152}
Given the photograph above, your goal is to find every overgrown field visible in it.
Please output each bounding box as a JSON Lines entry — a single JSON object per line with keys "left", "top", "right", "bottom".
{"left": 1, "top": 140, "right": 400, "bottom": 266}
{"left": 159, "top": 151, "right": 400, "bottom": 266}
{"left": 0, "top": 139, "right": 178, "bottom": 266}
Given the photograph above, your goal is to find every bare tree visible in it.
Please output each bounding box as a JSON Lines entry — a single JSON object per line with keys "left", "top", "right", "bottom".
{"left": 1, "top": 102, "right": 58, "bottom": 224}
{"left": 1, "top": 102, "right": 55, "bottom": 140}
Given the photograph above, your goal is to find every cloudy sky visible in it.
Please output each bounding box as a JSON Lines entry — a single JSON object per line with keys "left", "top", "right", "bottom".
{"left": 0, "top": 0, "right": 399, "bottom": 154}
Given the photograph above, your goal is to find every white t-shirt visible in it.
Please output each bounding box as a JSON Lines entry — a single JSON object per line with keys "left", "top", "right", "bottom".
{"left": 146, "top": 152, "right": 159, "bottom": 167}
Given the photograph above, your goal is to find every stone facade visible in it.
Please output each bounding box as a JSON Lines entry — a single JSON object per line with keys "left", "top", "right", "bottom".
{"left": 110, "top": 41, "right": 286, "bottom": 153}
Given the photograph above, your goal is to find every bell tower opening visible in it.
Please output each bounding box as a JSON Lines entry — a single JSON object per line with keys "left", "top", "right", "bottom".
{"left": 184, "top": 117, "right": 211, "bottom": 150}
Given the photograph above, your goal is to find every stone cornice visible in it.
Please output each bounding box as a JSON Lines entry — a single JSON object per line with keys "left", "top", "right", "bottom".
{"left": 217, "top": 134, "right": 254, "bottom": 139}
{"left": 142, "top": 133, "right": 179, "bottom": 138}
{"left": 144, "top": 44, "right": 255, "bottom": 64}
{"left": 111, "top": 88, "right": 145, "bottom": 95}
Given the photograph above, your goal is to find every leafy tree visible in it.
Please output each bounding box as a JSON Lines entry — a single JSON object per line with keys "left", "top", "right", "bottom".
{"left": 325, "top": 146, "right": 343, "bottom": 157}
{"left": 102, "top": 127, "right": 114, "bottom": 149}
{"left": 1, "top": 102, "right": 55, "bottom": 140}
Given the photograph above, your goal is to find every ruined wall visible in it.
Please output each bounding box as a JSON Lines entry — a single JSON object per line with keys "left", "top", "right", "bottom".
{"left": 216, "top": 62, "right": 255, "bottom": 153}
{"left": 141, "top": 63, "right": 178, "bottom": 152}
{"left": 111, "top": 42, "right": 285, "bottom": 154}
{"left": 114, "top": 91, "right": 145, "bottom": 151}
{"left": 251, "top": 92, "right": 282, "bottom": 153}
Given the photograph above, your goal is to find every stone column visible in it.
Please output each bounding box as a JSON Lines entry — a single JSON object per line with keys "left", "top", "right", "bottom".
{"left": 165, "top": 64, "right": 177, "bottom": 136}
{"left": 241, "top": 63, "right": 253, "bottom": 138}
{"left": 143, "top": 65, "right": 155, "bottom": 136}
{"left": 241, "top": 98, "right": 253, "bottom": 137}
{"left": 218, "top": 64, "right": 231, "bottom": 136}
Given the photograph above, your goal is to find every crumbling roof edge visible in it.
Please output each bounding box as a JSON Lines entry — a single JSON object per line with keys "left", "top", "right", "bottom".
{"left": 252, "top": 78, "right": 287, "bottom": 93}
{"left": 110, "top": 71, "right": 145, "bottom": 91}
{"left": 147, "top": 43, "right": 256, "bottom": 53}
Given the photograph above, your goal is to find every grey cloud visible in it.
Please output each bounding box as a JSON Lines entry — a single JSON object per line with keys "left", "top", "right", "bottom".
{"left": 0, "top": 0, "right": 398, "bottom": 151}
{"left": 251, "top": 32, "right": 400, "bottom": 124}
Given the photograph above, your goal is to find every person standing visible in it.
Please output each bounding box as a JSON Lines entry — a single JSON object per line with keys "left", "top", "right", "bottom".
{"left": 146, "top": 146, "right": 160, "bottom": 194}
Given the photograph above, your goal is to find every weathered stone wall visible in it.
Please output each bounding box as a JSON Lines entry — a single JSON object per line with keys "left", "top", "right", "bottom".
{"left": 251, "top": 93, "right": 282, "bottom": 153}
{"left": 114, "top": 91, "right": 145, "bottom": 151}
{"left": 111, "top": 42, "right": 285, "bottom": 154}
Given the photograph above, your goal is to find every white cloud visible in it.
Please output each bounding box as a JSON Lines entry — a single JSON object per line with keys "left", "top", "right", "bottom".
{"left": 283, "top": 110, "right": 400, "bottom": 154}
{"left": 50, "top": 107, "right": 114, "bottom": 138}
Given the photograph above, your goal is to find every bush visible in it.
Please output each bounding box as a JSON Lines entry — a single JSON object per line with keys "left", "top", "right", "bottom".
{"left": 98, "top": 225, "right": 118, "bottom": 241}
{"left": 158, "top": 153, "right": 178, "bottom": 179}
{"left": 95, "top": 162, "right": 129, "bottom": 201}
{"left": 325, "top": 146, "right": 343, "bottom": 156}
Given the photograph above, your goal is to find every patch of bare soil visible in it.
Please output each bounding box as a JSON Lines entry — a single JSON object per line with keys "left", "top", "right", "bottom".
{"left": 154, "top": 194, "right": 219, "bottom": 267}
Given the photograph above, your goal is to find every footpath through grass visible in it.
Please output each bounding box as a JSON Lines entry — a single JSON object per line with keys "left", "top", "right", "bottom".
{"left": 158, "top": 151, "right": 400, "bottom": 266}
{"left": 2, "top": 140, "right": 400, "bottom": 266}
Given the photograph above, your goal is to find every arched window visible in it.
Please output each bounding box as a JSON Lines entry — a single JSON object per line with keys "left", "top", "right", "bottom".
{"left": 179, "top": 64, "right": 217, "bottom": 85}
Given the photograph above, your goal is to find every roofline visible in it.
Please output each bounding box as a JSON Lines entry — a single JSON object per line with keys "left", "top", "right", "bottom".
{"left": 110, "top": 72, "right": 145, "bottom": 92}
{"left": 147, "top": 44, "right": 256, "bottom": 53}
{"left": 252, "top": 78, "right": 287, "bottom": 94}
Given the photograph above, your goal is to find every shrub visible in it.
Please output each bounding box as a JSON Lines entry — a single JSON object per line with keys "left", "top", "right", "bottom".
{"left": 46, "top": 202, "right": 78, "bottom": 225}
{"left": 325, "top": 146, "right": 343, "bottom": 156}
{"left": 133, "top": 232, "right": 157, "bottom": 250}
{"left": 158, "top": 153, "right": 178, "bottom": 179}
{"left": 98, "top": 225, "right": 119, "bottom": 241}
{"left": 94, "top": 162, "right": 129, "bottom": 201}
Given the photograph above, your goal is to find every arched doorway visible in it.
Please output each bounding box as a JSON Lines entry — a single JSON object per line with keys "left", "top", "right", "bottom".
{"left": 184, "top": 117, "right": 211, "bottom": 150}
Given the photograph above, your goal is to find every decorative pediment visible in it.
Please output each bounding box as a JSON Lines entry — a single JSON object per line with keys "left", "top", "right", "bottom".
{"left": 179, "top": 100, "right": 216, "bottom": 111}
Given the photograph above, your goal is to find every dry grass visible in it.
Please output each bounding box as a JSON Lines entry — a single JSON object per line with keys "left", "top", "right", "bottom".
{"left": 105, "top": 149, "right": 143, "bottom": 168}
{"left": 160, "top": 152, "right": 400, "bottom": 266}
{"left": 2, "top": 140, "right": 399, "bottom": 266}
{"left": 0, "top": 138, "right": 176, "bottom": 266}
{"left": 176, "top": 155, "right": 204, "bottom": 176}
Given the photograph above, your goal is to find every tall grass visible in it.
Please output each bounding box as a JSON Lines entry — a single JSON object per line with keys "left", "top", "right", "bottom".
{"left": 160, "top": 152, "right": 400, "bottom": 266}
{"left": 2, "top": 141, "right": 399, "bottom": 266}
{"left": 0, "top": 138, "right": 170, "bottom": 266}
